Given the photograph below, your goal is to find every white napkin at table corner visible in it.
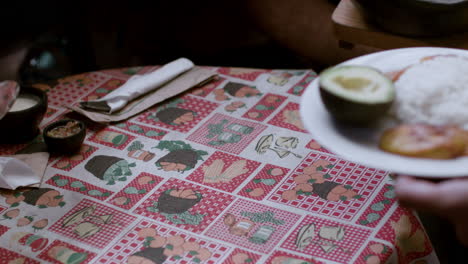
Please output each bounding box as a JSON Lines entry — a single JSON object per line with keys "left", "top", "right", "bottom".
{"left": 0, "top": 80, "right": 20, "bottom": 119}
{"left": 0, "top": 156, "right": 42, "bottom": 190}
{"left": 82, "top": 57, "right": 195, "bottom": 113}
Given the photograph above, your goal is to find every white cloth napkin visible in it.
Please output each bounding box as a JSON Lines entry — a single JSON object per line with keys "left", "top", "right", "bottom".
{"left": 0, "top": 80, "right": 19, "bottom": 119}
{"left": 80, "top": 58, "right": 194, "bottom": 113}
{"left": 0, "top": 157, "right": 41, "bottom": 189}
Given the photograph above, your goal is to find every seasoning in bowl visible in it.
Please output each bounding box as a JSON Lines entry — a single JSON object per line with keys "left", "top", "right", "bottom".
{"left": 43, "top": 119, "right": 86, "bottom": 154}
{"left": 46, "top": 120, "right": 81, "bottom": 138}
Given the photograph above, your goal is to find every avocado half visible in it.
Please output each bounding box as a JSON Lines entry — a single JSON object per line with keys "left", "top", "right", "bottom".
{"left": 319, "top": 65, "right": 395, "bottom": 125}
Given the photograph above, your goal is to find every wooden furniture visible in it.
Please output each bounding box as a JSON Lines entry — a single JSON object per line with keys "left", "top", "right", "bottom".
{"left": 332, "top": 0, "right": 468, "bottom": 50}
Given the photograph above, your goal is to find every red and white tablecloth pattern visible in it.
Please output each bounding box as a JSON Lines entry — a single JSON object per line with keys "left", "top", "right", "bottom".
{"left": 0, "top": 66, "right": 438, "bottom": 264}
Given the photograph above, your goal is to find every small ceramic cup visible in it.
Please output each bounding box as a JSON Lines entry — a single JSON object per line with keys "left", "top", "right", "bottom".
{"left": 43, "top": 119, "right": 86, "bottom": 154}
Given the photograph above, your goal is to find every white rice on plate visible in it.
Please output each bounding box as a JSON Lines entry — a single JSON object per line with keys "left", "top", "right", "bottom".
{"left": 392, "top": 55, "right": 468, "bottom": 129}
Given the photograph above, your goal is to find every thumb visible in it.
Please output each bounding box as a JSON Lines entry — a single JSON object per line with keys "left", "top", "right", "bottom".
{"left": 394, "top": 175, "right": 446, "bottom": 214}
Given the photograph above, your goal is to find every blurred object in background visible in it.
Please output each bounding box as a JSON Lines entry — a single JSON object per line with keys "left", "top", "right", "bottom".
{"left": 0, "top": 2, "right": 95, "bottom": 85}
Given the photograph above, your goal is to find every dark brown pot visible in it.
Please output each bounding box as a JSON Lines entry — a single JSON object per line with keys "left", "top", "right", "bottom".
{"left": 156, "top": 192, "right": 201, "bottom": 214}
{"left": 0, "top": 86, "right": 47, "bottom": 143}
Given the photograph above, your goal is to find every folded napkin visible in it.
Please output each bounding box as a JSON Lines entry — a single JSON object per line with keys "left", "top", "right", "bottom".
{"left": 0, "top": 152, "right": 48, "bottom": 189}
{"left": 71, "top": 59, "right": 217, "bottom": 123}
{"left": 0, "top": 80, "right": 19, "bottom": 119}
{"left": 80, "top": 58, "right": 194, "bottom": 114}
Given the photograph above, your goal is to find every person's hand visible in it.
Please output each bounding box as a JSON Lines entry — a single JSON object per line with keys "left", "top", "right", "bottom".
{"left": 395, "top": 175, "right": 468, "bottom": 246}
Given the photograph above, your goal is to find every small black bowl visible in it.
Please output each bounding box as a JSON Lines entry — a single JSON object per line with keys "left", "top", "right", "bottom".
{"left": 43, "top": 119, "right": 86, "bottom": 154}
{"left": 0, "top": 85, "right": 48, "bottom": 143}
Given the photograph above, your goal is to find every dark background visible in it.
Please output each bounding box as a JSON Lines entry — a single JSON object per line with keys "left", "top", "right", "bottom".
{"left": 2, "top": 1, "right": 313, "bottom": 84}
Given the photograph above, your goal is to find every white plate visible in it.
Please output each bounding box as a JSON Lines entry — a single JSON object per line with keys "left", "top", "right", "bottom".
{"left": 300, "top": 47, "right": 468, "bottom": 178}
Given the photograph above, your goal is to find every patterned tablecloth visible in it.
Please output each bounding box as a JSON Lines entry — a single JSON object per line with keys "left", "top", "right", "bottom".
{"left": 0, "top": 66, "right": 439, "bottom": 264}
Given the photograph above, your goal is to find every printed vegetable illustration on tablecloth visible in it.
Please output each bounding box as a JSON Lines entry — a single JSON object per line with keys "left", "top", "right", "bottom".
{"left": 1, "top": 209, "right": 20, "bottom": 220}
{"left": 282, "top": 159, "right": 361, "bottom": 202}
{"left": 223, "top": 211, "right": 284, "bottom": 244}
{"left": 128, "top": 228, "right": 212, "bottom": 264}
{"left": 127, "top": 141, "right": 155, "bottom": 162}
{"left": 51, "top": 175, "right": 113, "bottom": 199}
{"left": 255, "top": 134, "right": 302, "bottom": 158}
{"left": 148, "top": 99, "right": 196, "bottom": 126}
{"left": 287, "top": 71, "right": 317, "bottom": 96}
{"left": 54, "top": 145, "right": 96, "bottom": 171}
{"left": 61, "top": 205, "right": 120, "bottom": 240}
{"left": 154, "top": 141, "right": 208, "bottom": 172}
{"left": 282, "top": 109, "right": 305, "bottom": 130}
{"left": 111, "top": 186, "right": 147, "bottom": 206}
{"left": 271, "top": 256, "right": 315, "bottom": 264}
{"left": 115, "top": 122, "right": 166, "bottom": 138}
{"left": 206, "top": 119, "right": 253, "bottom": 146}
{"left": 224, "top": 101, "right": 246, "bottom": 112}
{"left": 230, "top": 252, "right": 256, "bottom": 264}
{"left": 47, "top": 245, "right": 89, "bottom": 264}
{"left": 202, "top": 159, "right": 248, "bottom": 183}
{"left": 146, "top": 188, "right": 205, "bottom": 225}
{"left": 213, "top": 82, "right": 262, "bottom": 101}
{"left": 267, "top": 71, "right": 304, "bottom": 86}
{"left": 391, "top": 214, "right": 427, "bottom": 257}
{"left": 363, "top": 243, "right": 390, "bottom": 264}
{"left": 58, "top": 73, "right": 93, "bottom": 86}
{"left": 360, "top": 185, "right": 396, "bottom": 226}
{"left": 95, "top": 129, "right": 130, "bottom": 147}
{"left": 85, "top": 155, "right": 136, "bottom": 185}
{"left": 17, "top": 216, "right": 34, "bottom": 227}
{"left": 9, "top": 232, "right": 49, "bottom": 252}
{"left": 1, "top": 188, "right": 66, "bottom": 208}
{"left": 295, "top": 223, "right": 350, "bottom": 254}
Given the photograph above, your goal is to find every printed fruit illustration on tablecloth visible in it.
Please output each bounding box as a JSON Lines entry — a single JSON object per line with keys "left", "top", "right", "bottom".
{"left": 85, "top": 155, "right": 136, "bottom": 185}
{"left": 148, "top": 99, "right": 196, "bottom": 126}
{"left": 154, "top": 141, "right": 208, "bottom": 173}
{"left": 128, "top": 228, "right": 212, "bottom": 264}
{"left": 146, "top": 188, "right": 205, "bottom": 225}
{"left": 282, "top": 159, "right": 361, "bottom": 202}
{"left": 1, "top": 188, "right": 66, "bottom": 208}
{"left": 223, "top": 211, "right": 284, "bottom": 244}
